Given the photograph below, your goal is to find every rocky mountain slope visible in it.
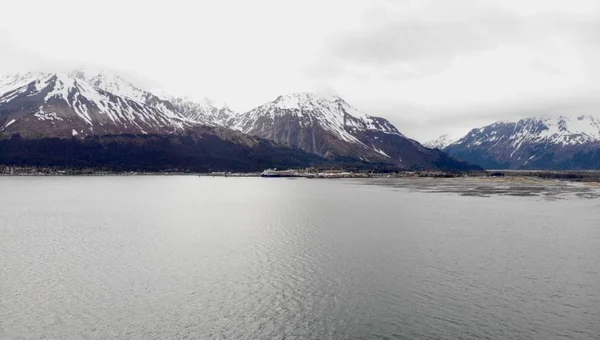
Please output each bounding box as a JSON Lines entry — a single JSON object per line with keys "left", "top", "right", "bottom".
{"left": 442, "top": 116, "right": 600, "bottom": 169}
{"left": 228, "top": 93, "right": 478, "bottom": 170}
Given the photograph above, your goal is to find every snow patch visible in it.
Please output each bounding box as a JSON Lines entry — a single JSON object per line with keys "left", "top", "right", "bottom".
{"left": 5, "top": 119, "right": 16, "bottom": 128}
{"left": 372, "top": 145, "right": 390, "bottom": 158}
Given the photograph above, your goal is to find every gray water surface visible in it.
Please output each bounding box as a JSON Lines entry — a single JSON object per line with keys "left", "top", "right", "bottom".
{"left": 1, "top": 177, "right": 599, "bottom": 339}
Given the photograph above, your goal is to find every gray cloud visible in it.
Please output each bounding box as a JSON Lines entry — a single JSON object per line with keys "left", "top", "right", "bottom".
{"left": 328, "top": 17, "right": 520, "bottom": 65}
{"left": 309, "top": 0, "right": 600, "bottom": 79}
{"left": 304, "top": 0, "right": 600, "bottom": 141}
{"left": 307, "top": 1, "right": 520, "bottom": 78}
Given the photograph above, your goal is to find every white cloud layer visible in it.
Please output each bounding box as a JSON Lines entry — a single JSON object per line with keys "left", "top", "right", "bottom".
{"left": 1, "top": 0, "right": 599, "bottom": 141}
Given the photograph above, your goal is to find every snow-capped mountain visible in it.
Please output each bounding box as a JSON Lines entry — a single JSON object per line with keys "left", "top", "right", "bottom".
{"left": 0, "top": 71, "right": 327, "bottom": 171}
{"left": 69, "top": 71, "right": 231, "bottom": 126}
{"left": 70, "top": 70, "right": 151, "bottom": 103}
{"left": 444, "top": 115, "right": 600, "bottom": 169}
{"left": 231, "top": 93, "right": 401, "bottom": 139}
{"left": 0, "top": 71, "right": 478, "bottom": 170}
{"left": 0, "top": 71, "right": 196, "bottom": 138}
{"left": 0, "top": 73, "right": 46, "bottom": 97}
{"left": 169, "top": 96, "right": 236, "bottom": 127}
{"left": 424, "top": 134, "right": 456, "bottom": 150}
{"left": 228, "top": 92, "right": 478, "bottom": 170}
{"left": 70, "top": 70, "right": 234, "bottom": 127}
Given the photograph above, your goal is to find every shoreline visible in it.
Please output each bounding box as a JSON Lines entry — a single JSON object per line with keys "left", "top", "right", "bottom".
{"left": 2, "top": 167, "right": 600, "bottom": 183}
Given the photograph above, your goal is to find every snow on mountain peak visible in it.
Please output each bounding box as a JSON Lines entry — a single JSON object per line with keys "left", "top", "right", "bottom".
{"left": 0, "top": 70, "right": 199, "bottom": 136}
{"left": 167, "top": 95, "right": 236, "bottom": 126}
{"left": 0, "top": 69, "right": 243, "bottom": 132}
{"left": 0, "top": 72, "right": 51, "bottom": 98}
{"left": 1, "top": 71, "right": 412, "bottom": 150}
{"left": 231, "top": 92, "right": 403, "bottom": 147}
{"left": 424, "top": 134, "right": 456, "bottom": 149}
{"left": 67, "top": 69, "right": 150, "bottom": 102}
{"left": 442, "top": 114, "right": 600, "bottom": 169}
{"left": 272, "top": 92, "right": 343, "bottom": 109}
{"left": 508, "top": 115, "right": 600, "bottom": 146}
{"left": 260, "top": 92, "right": 379, "bottom": 124}
{"left": 449, "top": 114, "right": 600, "bottom": 153}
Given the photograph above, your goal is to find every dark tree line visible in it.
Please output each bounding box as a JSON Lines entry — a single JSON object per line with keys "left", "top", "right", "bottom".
{"left": 0, "top": 134, "right": 323, "bottom": 172}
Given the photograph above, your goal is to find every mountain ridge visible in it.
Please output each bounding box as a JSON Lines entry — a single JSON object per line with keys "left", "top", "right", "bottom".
{"left": 0, "top": 71, "right": 195, "bottom": 138}
{"left": 226, "top": 92, "right": 478, "bottom": 170}
{"left": 440, "top": 115, "right": 600, "bottom": 169}
{"left": 0, "top": 70, "right": 479, "bottom": 171}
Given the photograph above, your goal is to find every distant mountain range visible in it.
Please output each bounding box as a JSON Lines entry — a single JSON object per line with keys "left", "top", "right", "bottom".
{"left": 0, "top": 70, "right": 478, "bottom": 171}
{"left": 429, "top": 116, "right": 600, "bottom": 169}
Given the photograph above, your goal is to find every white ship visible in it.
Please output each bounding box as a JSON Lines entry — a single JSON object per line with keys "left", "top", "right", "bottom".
{"left": 260, "top": 169, "right": 298, "bottom": 178}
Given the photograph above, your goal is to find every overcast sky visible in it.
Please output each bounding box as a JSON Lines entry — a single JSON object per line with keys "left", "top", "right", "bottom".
{"left": 1, "top": 0, "right": 599, "bottom": 141}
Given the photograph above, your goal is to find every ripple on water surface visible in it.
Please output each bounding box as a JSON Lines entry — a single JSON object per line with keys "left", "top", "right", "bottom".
{"left": 1, "top": 176, "right": 599, "bottom": 339}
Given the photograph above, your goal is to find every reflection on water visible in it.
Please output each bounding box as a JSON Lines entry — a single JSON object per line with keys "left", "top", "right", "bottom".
{"left": 1, "top": 176, "right": 599, "bottom": 339}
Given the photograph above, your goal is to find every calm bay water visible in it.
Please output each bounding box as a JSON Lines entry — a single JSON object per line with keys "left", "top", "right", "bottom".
{"left": 1, "top": 176, "right": 599, "bottom": 339}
